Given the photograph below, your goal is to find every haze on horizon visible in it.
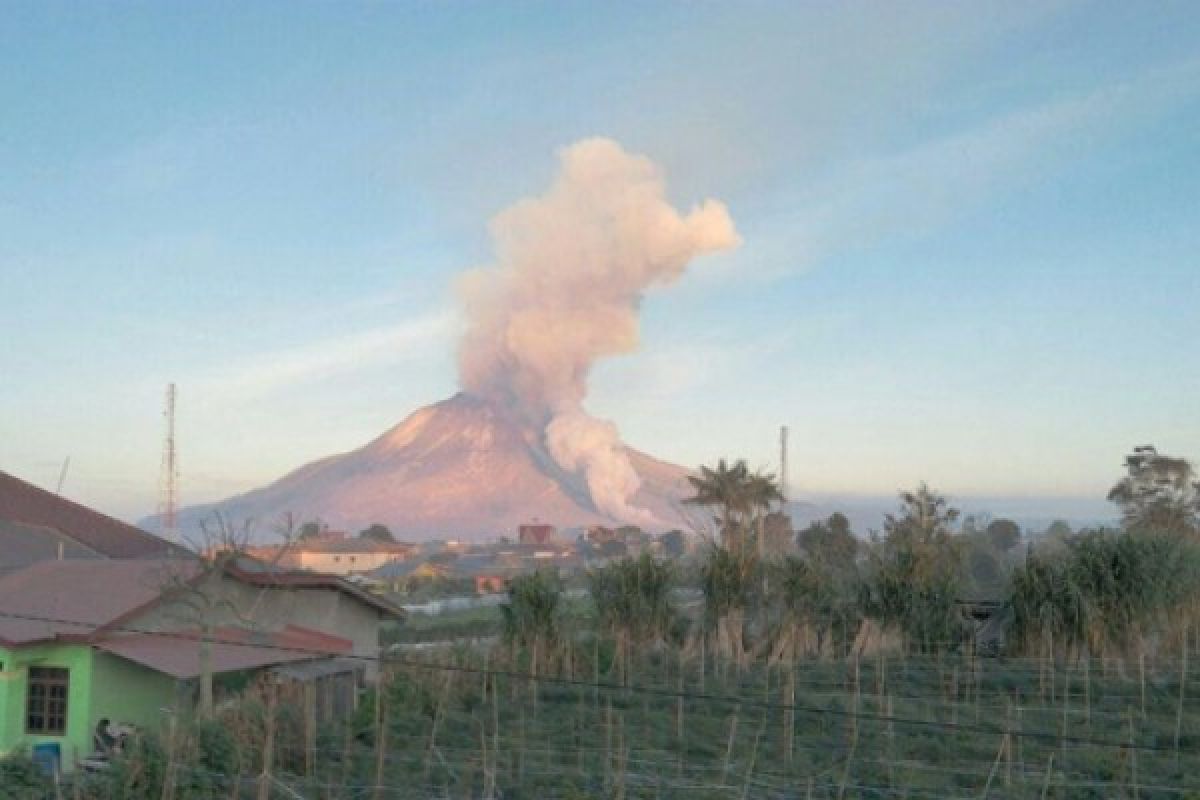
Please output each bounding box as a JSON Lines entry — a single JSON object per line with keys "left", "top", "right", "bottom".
{"left": 2, "top": 2, "right": 1198, "bottom": 525}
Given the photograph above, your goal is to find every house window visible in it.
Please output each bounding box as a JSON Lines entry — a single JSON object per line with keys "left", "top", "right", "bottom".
{"left": 26, "top": 667, "right": 69, "bottom": 735}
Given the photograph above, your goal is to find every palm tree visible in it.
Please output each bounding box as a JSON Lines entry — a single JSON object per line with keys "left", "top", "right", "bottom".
{"left": 685, "top": 459, "right": 783, "bottom": 555}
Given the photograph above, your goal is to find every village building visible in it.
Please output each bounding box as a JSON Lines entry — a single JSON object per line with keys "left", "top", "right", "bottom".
{"left": 517, "top": 523, "right": 557, "bottom": 546}
{"left": 0, "top": 557, "right": 403, "bottom": 771}
{"left": 246, "top": 531, "right": 416, "bottom": 576}
{"left": 0, "top": 474, "right": 405, "bottom": 772}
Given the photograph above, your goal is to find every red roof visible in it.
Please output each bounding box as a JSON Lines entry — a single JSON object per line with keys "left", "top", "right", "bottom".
{"left": 0, "top": 471, "right": 183, "bottom": 559}
{"left": 95, "top": 624, "right": 353, "bottom": 679}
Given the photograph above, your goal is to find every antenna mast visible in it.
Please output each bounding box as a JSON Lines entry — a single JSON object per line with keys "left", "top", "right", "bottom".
{"left": 54, "top": 456, "right": 70, "bottom": 495}
{"left": 158, "top": 383, "right": 179, "bottom": 542}
{"left": 779, "top": 425, "right": 789, "bottom": 508}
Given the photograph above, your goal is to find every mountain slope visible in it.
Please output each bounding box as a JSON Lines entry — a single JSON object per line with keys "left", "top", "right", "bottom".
{"left": 160, "top": 393, "right": 694, "bottom": 541}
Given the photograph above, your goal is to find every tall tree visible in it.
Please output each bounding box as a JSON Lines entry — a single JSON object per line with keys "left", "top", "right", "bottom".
{"left": 685, "top": 458, "right": 782, "bottom": 555}
{"left": 985, "top": 518, "right": 1022, "bottom": 552}
{"left": 1108, "top": 445, "right": 1200, "bottom": 535}
{"left": 861, "top": 484, "right": 966, "bottom": 654}
{"left": 797, "top": 512, "right": 859, "bottom": 571}
{"left": 500, "top": 571, "right": 563, "bottom": 677}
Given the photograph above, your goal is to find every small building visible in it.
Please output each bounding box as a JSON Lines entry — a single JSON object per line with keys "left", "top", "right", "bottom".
{"left": 367, "top": 556, "right": 451, "bottom": 593}
{"left": 518, "top": 523, "right": 557, "bottom": 546}
{"left": 447, "top": 554, "right": 514, "bottom": 595}
{"left": 0, "top": 557, "right": 403, "bottom": 771}
{"left": 284, "top": 537, "right": 416, "bottom": 576}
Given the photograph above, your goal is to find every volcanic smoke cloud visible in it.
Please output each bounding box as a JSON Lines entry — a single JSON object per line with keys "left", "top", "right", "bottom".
{"left": 457, "top": 138, "right": 740, "bottom": 526}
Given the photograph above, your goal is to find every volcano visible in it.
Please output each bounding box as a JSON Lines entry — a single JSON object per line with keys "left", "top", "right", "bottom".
{"left": 161, "top": 393, "right": 694, "bottom": 541}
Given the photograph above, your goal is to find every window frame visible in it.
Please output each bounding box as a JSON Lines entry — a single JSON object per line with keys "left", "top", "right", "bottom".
{"left": 25, "top": 666, "right": 70, "bottom": 736}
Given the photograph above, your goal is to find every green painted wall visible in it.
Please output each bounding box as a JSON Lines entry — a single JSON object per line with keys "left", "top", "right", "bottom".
{"left": 0, "top": 645, "right": 176, "bottom": 771}
{"left": 89, "top": 651, "right": 176, "bottom": 737}
{"left": 0, "top": 643, "right": 94, "bottom": 767}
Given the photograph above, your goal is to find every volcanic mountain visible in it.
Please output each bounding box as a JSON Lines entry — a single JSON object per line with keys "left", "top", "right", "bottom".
{"left": 163, "top": 393, "right": 694, "bottom": 541}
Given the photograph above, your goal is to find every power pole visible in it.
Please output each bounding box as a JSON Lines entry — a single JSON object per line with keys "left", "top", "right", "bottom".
{"left": 159, "top": 383, "right": 179, "bottom": 543}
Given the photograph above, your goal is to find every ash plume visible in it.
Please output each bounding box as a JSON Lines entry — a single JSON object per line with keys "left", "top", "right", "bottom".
{"left": 457, "top": 138, "right": 740, "bottom": 526}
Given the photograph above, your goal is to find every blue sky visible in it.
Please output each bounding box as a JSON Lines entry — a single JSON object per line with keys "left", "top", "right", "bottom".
{"left": 2, "top": 1, "right": 1198, "bottom": 522}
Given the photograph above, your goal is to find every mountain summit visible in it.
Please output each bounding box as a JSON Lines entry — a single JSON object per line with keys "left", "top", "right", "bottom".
{"left": 162, "top": 393, "right": 693, "bottom": 541}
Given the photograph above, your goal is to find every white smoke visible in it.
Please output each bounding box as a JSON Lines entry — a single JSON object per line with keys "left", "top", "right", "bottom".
{"left": 457, "top": 138, "right": 740, "bottom": 525}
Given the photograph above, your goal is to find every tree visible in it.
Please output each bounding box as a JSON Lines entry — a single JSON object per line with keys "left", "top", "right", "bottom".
{"left": 297, "top": 521, "right": 326, "bottom": 540}
{"left": 358, "top": 523, "right": 395, "bottom": 543}
{"left": 500, "top": 571, "right": 562, "bottom": 677}
{"left": 684, "top": 458, "right": 782, "bottom": 555}
{"left": 797, "top": 512, "right": 859, "bottom": 571}
{"left": 659, "top": 529, "right": 687, "bottom": 558}
{"left": 167, "top": 512, "right": 299, "bottom": 717}
{"left": 589, "top": 554, "right": 679, "bottom": 681}
{"left": 1107, "top": 445, "right": 1199, "bottom": 535}
{"left": 985, "top": 518, "right": 1021, "bottom": 552}
{"left": 860, "top": 484, "right": 966, "bottom": 654}
{"left": 1007, "top": 528, "right": 1200, "bottom": 659}
{"left": 699, "top": 543, "right": 758, "bottom": 663}
{"left": 1045, "top": 519, "right": 1073, "bottom": 538}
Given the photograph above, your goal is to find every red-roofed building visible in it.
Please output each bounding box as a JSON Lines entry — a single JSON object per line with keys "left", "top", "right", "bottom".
{"left": 517, "top": 523, "right": 557, "bottom": 546}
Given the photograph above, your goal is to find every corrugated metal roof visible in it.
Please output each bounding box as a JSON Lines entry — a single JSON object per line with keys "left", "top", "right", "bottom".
{"left": 95, "top": 625, "right": 353, "bottom": 679}
{"left": 223, "top": 557, "right": 406, "bottom": 618}
{"left": 0, "top": 471, "right": 186, "bottom": 559}
{"left": 0, "top": 558, "right": 200, "bottom": 645}
{"left": 270, "top": 657, "right": 362, "bottom": 681}
{"left": 0, "top": 520, "right": 103, "bottom": 576}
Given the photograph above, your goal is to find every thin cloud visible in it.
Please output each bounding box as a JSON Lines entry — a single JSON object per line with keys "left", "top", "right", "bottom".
{"left": 192, "top": 310, "right": 457, "bottom": 401}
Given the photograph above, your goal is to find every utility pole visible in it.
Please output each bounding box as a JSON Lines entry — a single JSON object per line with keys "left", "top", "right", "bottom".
{"left": 159, "top": 383, "right": 179, "bottom": 543}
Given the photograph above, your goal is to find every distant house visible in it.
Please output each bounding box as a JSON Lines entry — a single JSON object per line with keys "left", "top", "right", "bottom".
{"left": 367, "top": 556, "right": 452, "bottom": 593}
{"left": 586, "top": 525, "right": 618, "bottom": 546}
{"left": 260, "top": 534, "right": 417, "bottom": 576}
{"left": 447, "top": 554, "right": 514, "bottom": 594}
{"left": 518, "top": 523, "right": 557, "bottom": 546}
{"left": 0, "top": 471, "right": 186, "bottom": 575}
{"left": 0, "top": 557, "right": 403, "bottom": 771}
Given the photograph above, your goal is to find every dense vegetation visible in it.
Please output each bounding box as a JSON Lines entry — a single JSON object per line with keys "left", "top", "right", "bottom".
{"left": 8, "top": 446, "right": 1200, "bottom": 798}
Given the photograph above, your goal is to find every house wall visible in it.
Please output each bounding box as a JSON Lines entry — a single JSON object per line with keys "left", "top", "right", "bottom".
{"left": 0, "top": 643, "right": 93, "bottom": 768}
{"left": 88, "top": 651, "right": 176, "bottom": 738}
{"left": 0, "top": 645, "right": 176, "bottom": 770}
{"left": 131, "top": 572, "right": 386, "bottom": 675}
{"left": 297, "top": 551, "right": 398, "bottom": 575}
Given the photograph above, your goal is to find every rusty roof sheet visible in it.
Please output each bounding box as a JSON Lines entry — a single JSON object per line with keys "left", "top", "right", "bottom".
{"left": 0, "top": 471, "right": 186, "bottom": 559}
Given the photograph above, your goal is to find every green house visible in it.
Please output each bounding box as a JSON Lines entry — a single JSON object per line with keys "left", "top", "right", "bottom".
{"left": 0, "top": 641, "right": 179, "bottom": 770}
{"left": 0, "top": 558, "right": 400, "bottom": 771}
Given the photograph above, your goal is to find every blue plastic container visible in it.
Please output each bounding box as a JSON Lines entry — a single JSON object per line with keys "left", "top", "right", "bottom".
{"left": 31, "top": 742, "right": 61, "bottom": 776}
